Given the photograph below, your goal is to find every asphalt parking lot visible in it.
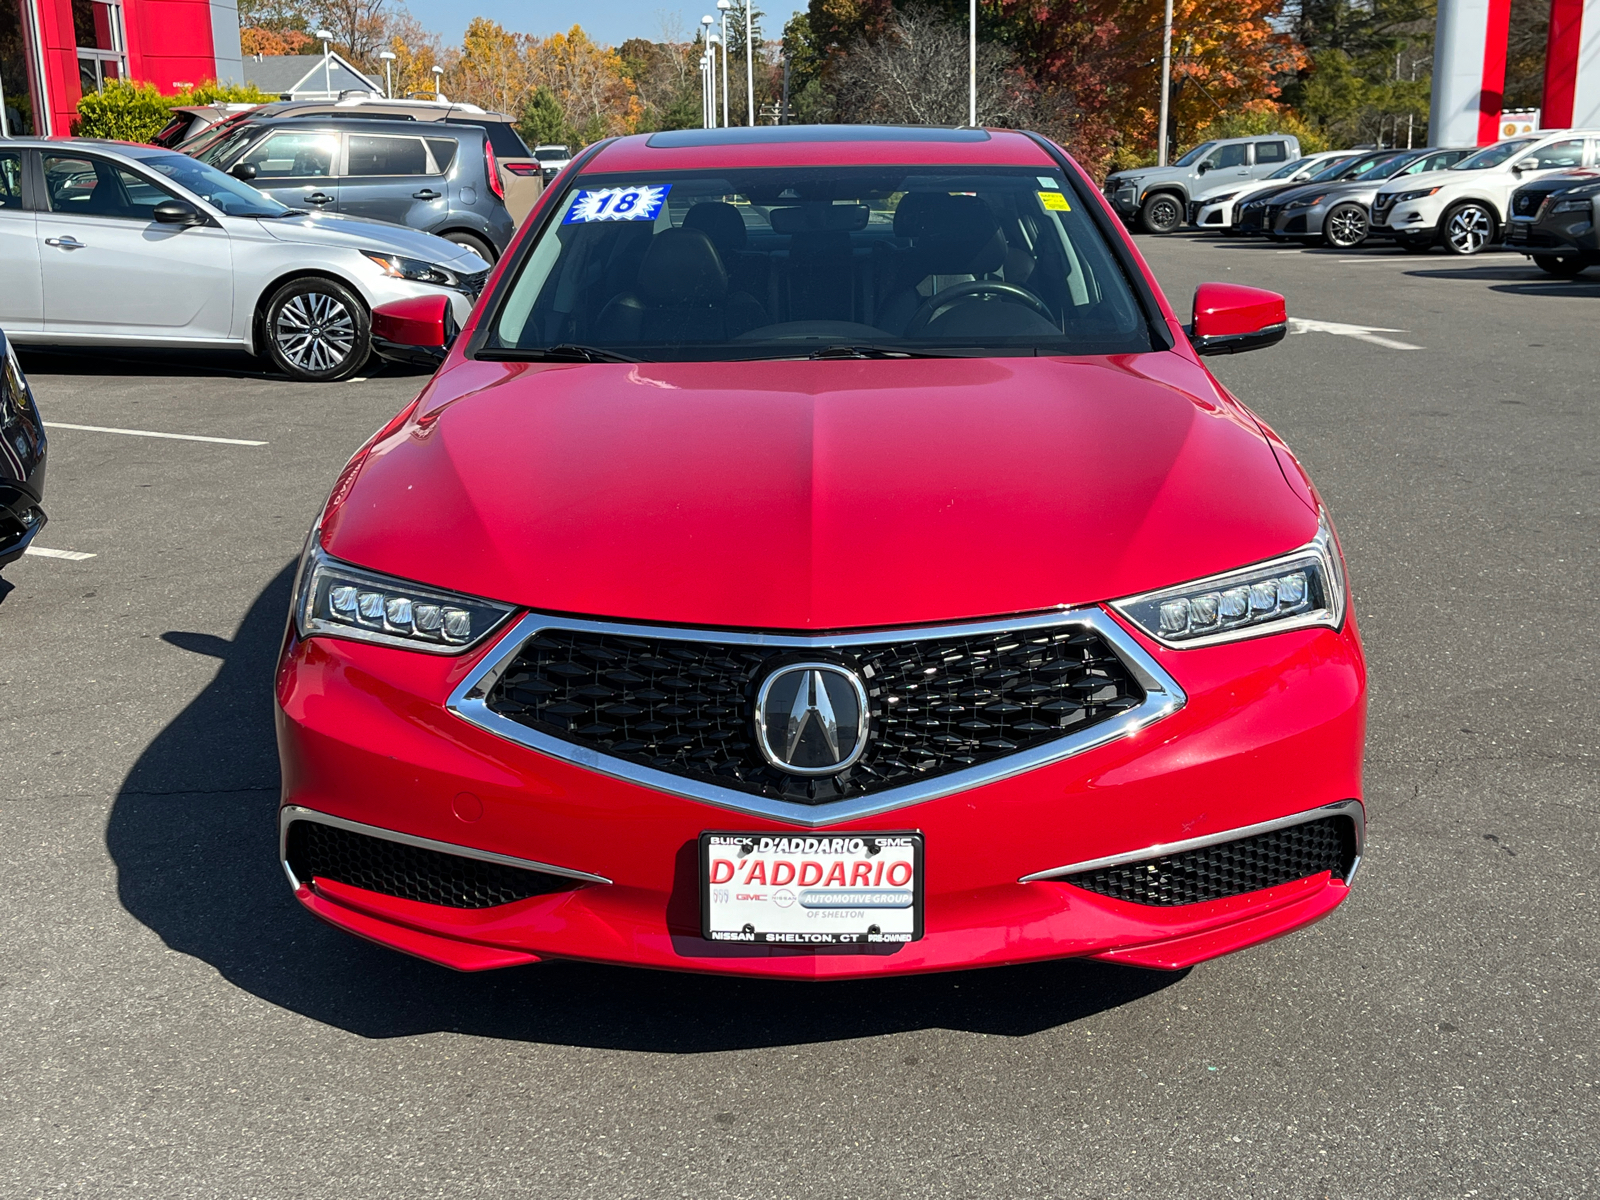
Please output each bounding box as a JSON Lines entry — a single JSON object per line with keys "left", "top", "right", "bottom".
{"left": 2, "top": 234, "right": 1596, "bottom": 1199}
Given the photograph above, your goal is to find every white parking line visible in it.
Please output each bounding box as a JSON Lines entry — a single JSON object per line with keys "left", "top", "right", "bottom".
{"left": 43, "top": 422, "right": 267, "bottom": 447}
{"left": 1288, "top": 317, "right": 1422, "bottom": 350}
{"left": 24, "top": 546, "right": 96, "bottom": 561}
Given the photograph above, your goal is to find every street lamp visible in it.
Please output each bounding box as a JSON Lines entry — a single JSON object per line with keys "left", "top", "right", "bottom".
{"left": 701, "top": 16, "right": 716, "bottom": 128}
{"left": 378, "top": 50, "right": 396, "bottom": 99}
{"left": 431, "top": 63, "right": 444, "bottom": 102}
{"left": 707, "top": 33, "right": 723, "bottom": 130}
{"left": 743, "top": 0, "right": 754, "bottom": 126}
{"left": 717, "top": 0, "right": 731, "bottom": 129}
{"left": 700, "top": 53, "right": 710, "bottom": 128}
{"left": 967, "top": 0, "right": 975, "bottom": 127}
{"left": 315, "top": 29, "right": 335, "bottom": 99}
{"left": 1156, "top": 0, "right": 1174, "bottom": 165}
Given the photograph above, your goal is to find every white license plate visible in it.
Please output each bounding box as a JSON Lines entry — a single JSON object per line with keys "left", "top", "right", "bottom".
{"left": 700, "top": 832, "right": 923, "bottom": 946}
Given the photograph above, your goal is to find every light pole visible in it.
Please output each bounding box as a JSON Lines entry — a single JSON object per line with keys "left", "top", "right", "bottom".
{"left": 700, "top": 53, "right": 710, "bottom": 127}
{"left": 1156, "top": 0, "right": 1174, "bottom": 165}
{"left": 431, "top": 63, "right": 444, "bottom": 102}
{"left": 708, "top": 34, "right": 723, "bottom": 127}
{"left": 967, "top": 0, "right": 975, "bottom": 127}
{"left": 379, "top": 49, "right": 395, "bottom": 98}
{"left": 315, "top": 28, "right": 335, "bottom": 98}
{"left": 717, "top": 0, "right": 731, "bottom": 128}
{"left": 744, "top": 0, "right": 754, "bottom": 126}
{"left": 701, "top": 16, "right": 716, "bottom": 126}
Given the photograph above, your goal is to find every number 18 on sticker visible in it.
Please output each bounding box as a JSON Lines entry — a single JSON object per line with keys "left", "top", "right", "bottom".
{"left": 564, "top": 184, "right": 671, "bottom": 223}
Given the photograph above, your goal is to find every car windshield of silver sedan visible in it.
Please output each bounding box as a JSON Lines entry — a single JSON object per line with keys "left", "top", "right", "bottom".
{"left": 1451, "top": 139, "right": 1537, "bottom": 170}
{"left": 141, "top": 152, "right": 293, "bottom": 218}
{"left": 482, "top": 167, "right": 1153, "bottom": 361}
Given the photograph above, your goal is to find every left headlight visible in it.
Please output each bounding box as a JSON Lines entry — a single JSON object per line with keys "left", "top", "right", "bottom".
{"left": 362, "top": 250, "right": 462, "bottom": 287}
{"left": 1205, "top": 191, "right": 1238, "bottom": 204}
{"left": 294, "top": 543, "right": 516, "bottom": 654}
{"left": 1552, "top": 197, "right": 1594, "bottom": 213}
{"left": 1111, "top": 515, "right": 1347, "bottom": 649}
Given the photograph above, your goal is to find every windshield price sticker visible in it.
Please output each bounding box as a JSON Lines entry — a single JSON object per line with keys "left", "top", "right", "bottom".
{"left": 700, "top": 832, "right": 923, "bottom": 946}
{"left": 563, "top": 185, "right": 671, "bottom": 224}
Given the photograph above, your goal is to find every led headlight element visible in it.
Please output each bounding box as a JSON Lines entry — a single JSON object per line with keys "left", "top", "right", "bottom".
{"left": 1112, "top": 516, "right": 1347, "bottom": 648}
{"left": 1392, "top": 186, "right": 1441, "bottom": 203}
{"left": 362, "top": 250, "right": 459, "bottom": 286}
{"left": 295, "top": 544, "right": 515, "bottom": 653}
{"left": 1552, "top": 197, "right": 1593, "bottom": 213}
{"left": 1285, "top": 193, "right": 1325, "bottom": 209}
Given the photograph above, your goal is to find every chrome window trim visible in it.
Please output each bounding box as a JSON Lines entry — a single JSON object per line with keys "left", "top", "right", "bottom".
{"left": 278, "top": 804, "right": 613, "bottom": 891}
{"left": 444, "top": 607, "right": 1187, "bottom": 829}
{"left": 1019, "top": 798, "right": 1365, "bottom": 885}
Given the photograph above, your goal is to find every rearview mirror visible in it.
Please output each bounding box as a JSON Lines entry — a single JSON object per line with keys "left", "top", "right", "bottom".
{"left": 152, "top": 200, "right": 202, "bottom": 226}
{"left": 230, "top": 161, "right": 259, "bottom": 181}
{"left": 1188, "top": 282, "right": 1287, "bottom": 356}
{"left": 370, "top": 295, "right": 459, "bottom": 368}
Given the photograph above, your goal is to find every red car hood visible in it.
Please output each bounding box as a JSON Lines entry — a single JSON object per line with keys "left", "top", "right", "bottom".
{"left": 323, "top": 353, "right": 1315, "bottom": 631}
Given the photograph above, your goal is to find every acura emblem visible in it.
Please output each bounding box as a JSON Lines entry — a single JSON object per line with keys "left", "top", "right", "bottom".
{"left": 754, "top": 662, "right": 869, "bottom": 775}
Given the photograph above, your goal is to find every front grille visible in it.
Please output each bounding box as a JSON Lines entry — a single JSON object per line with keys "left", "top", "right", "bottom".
{"left": 456, "top": 268, "right": 490, "bottom": 297}
{"left": 285, "top": 819, "right": 581, "bottom": 908}
{"left": 1237, "top": 203, "right": 1267, "bottom": 232}
{"left": 1512, "top": 189, "right": 1557, "bottom": 217}
{"left": 485, "top": 623, "right": 1144, "bottom": 805}
{"left": 1064, "top": 815, "right": 1357, "bottom": 907}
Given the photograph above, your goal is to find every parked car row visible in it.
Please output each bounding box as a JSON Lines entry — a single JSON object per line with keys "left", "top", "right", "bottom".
{"left": 1119, "top": 127, "right": 1600, "bottom": 270}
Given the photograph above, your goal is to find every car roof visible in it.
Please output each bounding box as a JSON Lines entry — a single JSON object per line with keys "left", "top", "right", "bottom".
{"left": 235, "top": 116, "right": 485, "bottom": 138}
{"left": 586, "top": 125, "right": 1057, "bottom": 173}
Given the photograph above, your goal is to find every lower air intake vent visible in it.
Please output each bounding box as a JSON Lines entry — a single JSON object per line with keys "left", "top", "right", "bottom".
{"left": 1064, "top": 816, "right": 1357, "bottom": 907}
{"left": 285, "top": 820, "right": 579, "bottom": 909}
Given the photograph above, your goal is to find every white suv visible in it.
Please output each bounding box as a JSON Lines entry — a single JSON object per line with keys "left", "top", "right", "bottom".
{"left": 1372, "top": 129, "right": 1600, "bottom": 254}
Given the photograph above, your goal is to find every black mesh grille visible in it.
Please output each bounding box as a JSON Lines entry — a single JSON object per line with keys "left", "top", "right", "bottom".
{"left": 1511, "top": 187, "right": 1563, "bottom": 216}
{"left": 484, "top": 624, "right": 1144, "bottom": 805}
{"left": 1064, "top": 815, "right": 1356, "bottom": 907}
{"left": 285, "top": 820, "right": 581, "bottom": 909}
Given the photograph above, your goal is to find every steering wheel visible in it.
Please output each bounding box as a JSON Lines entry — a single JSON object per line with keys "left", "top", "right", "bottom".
{"left": 903, "top": 280, "right": 1055, "bottom": 337}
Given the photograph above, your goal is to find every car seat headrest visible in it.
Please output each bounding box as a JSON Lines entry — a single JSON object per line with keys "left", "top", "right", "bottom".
{"left": 682, "top": 202, "right": 747, "bottom": 255}
{"left": 637, "top": 227, "right": 729, "bottom": 305}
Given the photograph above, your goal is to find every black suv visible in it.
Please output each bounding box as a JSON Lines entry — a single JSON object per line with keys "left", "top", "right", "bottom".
{"left": 188, "top": 117, "right": 516, "bottom": 261}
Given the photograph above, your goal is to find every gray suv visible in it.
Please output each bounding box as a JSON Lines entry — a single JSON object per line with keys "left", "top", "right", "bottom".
{"left": 189, "top": 117, "right": 516, "bottom": 261}
{"left": 1103, "top": 135, "right": 1303, "bottom": 233}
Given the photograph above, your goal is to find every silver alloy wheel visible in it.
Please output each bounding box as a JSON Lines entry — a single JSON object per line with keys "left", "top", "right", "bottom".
{"left": 1325, "top": 204, "right": 1368, "bottom": 248}
{"left": 1444, "top": 204, "right": 1494, "bottom": 255}
{"left": 274, "top": 291, "right": 358, "bottom": 374}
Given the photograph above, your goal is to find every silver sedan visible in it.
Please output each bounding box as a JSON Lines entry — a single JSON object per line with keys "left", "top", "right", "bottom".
{"left": 0, "top": 139, "right": 487, "bottom": 381}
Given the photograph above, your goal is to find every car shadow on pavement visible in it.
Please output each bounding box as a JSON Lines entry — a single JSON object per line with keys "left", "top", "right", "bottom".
{"left": 16, "top": 345, "right": 430, "bottom": 382}
{"left": 107, "top": 565, "right": 1186, "bottom": 1050}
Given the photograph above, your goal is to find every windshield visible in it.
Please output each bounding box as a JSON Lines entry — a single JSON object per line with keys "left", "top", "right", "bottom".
{"left": 1173, "top": 142, "right": 1218, "bottom": 168}
{"left": 1268, "top": 157, "right": 1314, "bottom": 179}
{"left": 177, "top": 112, "right": 253, "bottom": 155}
{"left": 142, "top": 152, "right": 291, "bottom": 217}
{"left": 1351, "top": 152, "right": 1415, "bottom": 181}
{"left": 482, "top": 166, "right": 1154, "bottom": 362}
{"left": 1453, "top": 139, "right": 1537, "bottom": 170}
{"left": 189, "top": 124, "right": 261, "bottom": 168}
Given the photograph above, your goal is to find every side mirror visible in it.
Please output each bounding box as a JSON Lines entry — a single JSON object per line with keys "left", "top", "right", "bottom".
{"left": 230, "top": 161, "right": 259, "bottom": 181}
{"left": 370, "top": 294, "right": 458, "bottom": 368}
{"left": 152, "top": 199, "right": 202, "bottom": 226}
{"left": 1197, "top": 162, "right": 1210, "bottom": 174}
{"left": 1188, "top": 282, "right": 1287, "bottom": 356}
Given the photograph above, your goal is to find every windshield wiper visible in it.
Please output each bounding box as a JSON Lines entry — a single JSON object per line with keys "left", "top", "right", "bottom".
{"left": 804, "top": 344, "right": 970, "bottom": 360}
{"left": 264, "top": 209, "right": 309, "bottom": 218}
{"left": 480, "top": 344, "right": 642, "bottom": 363}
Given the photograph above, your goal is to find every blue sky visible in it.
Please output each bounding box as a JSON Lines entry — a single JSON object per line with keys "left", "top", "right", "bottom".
{"left": 403, "top": 0, "right": 807, "bottom": 50}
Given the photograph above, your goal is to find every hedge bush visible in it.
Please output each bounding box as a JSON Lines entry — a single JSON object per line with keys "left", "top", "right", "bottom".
{"left": 75, "top": 80, "right": 274, "bottom": 143}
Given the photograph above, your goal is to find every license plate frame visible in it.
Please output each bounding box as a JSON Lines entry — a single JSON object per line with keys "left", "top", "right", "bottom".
{"left": 699, "top": 831, "right": 924, "bottom": 947}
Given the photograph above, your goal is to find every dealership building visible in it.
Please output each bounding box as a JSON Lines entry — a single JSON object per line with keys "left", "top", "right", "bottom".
{"left": 2, "top": 0, "right": 242, "bottom": 136}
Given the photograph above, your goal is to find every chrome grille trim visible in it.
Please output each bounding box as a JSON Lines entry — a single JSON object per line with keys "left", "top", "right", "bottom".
{"left": 1018, "top": 799, "right": 1365, "bottom": 884}
{"left": 446, "top": 608, "right": 1188, "bottom": 827}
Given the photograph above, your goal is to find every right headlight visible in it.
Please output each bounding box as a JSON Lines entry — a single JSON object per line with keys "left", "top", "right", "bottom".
{"left": 294, "top": 542, "right": 516, "bottom": 654}
{"left": 1111, "top": 515, "right": 1347, "bottom": 648}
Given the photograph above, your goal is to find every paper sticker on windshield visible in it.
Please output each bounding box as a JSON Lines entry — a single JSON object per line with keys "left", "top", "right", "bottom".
{"left": 564, "top": 185, "right": 671, "bottom": 224}
{"left": 1037, "top": 191, "right": 1072, "bottom": 212}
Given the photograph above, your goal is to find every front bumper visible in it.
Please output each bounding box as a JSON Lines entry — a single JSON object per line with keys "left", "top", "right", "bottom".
{"left": 1371, "top": 198, "right": 1442, "bottom": 238}
{"left": 1506, "top": 213, "right": 1599, "bottom": 256}
{"left": 275, "top": 613, "right": 1367, "bottom": 978}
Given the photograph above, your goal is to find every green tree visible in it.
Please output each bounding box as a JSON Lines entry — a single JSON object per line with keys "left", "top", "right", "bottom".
{"left": 517, "top": 86, "right": 569, "bottom": 147}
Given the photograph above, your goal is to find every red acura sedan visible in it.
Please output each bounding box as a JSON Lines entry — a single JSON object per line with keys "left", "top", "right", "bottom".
{"left": 276, "top": 126, "right": 1366, "bottom": 979}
